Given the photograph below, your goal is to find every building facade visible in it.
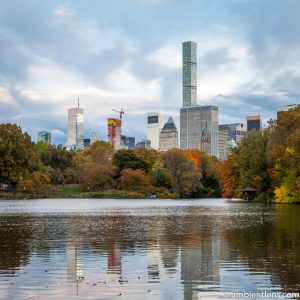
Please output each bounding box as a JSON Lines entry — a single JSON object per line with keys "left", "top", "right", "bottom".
{"left": 67, "top": 104, "right": 84, "bottom": 150}
{"left": 38, "top": 131, "right": 51, "bottom": 144}
{"left": 182, "top": 41, "right": 197, "bottom": 107}
{"left": 147, "top": 112, "right": 163, "bottom": 150}
{"left": 122, "top": 136, "right": 135, "bottom": 149}
{"left": 91, "top": 132, "right": 98, "bottom": 145}
{"left": 218, "top": 123, "right": 246, "bottom": 161}
{"left": 136, "top": 139, "right": 151, "bottom": 149}
{"left": 83, "top": 138, "right": 91, "bottom": 148}
{"left": 247, "top": 115, "right": 262, "bottom": 131}
{"left": 107, "top": 118, "right": 122, "bottom": 149}
{"left": 180, "top": 106, "right": 219, "bottom": 157}
{"left": 218, "top": 125, "right": 230, "bottom": 161}
{"left": 180, "top": 40, "right": 219, "bottom": 157}
{"left": 159, "top": 117, "right": 178, "bottom": 151}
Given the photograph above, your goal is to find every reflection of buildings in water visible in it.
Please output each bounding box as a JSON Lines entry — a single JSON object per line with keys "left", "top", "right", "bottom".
{"left": 147, "top": 245, "right": 163, "bottom": 281}
{"left": 159, "top": 243, "right": 179, "bottom": 275}
{"left": 181, "top": 233, "right": 220, "bottom": 299}
{"left": 67, "top": 245, "right": 84, "bottom": 281}
{"left": 107, "top": 242, "right": 121, "bottom": 275}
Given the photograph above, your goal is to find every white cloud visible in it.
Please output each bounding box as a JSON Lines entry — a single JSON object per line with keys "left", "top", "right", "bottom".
{"left": 148, "top": 46, "right": 181, "bottom": 69}
{"left": 0, "top": 86, "right": 16, "bottom": 106}
{"left": 20, "top": 89, "right": 42, "bottom": 101}
{"left": 105, "top": 61, "right": 162, "bottom": 104}
{"left": 53, "top": 5, "right": 73, "bottom": 17}
{"left": 51, "top": 129, "right": 67, "bottom": 138}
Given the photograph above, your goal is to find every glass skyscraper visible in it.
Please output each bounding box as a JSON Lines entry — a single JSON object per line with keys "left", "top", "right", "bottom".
{"left": 182, "top": 41, "right": 197, "bottom": 107}
{"left": 180, "top": 41, "right": 219, "bottom": 157}
{"left": 67, "top": 104, "right": 84, "bottom": 150}
{"left": 38, "top": 131, "right": 51, "bottom": 144}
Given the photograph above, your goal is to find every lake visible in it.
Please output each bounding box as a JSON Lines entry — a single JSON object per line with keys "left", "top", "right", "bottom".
{"left": 0, "top": 199, "right": 299, "bottom": 299}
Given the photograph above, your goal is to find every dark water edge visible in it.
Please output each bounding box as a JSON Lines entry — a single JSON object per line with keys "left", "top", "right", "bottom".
{"left": 0, "top": 198, "right": 299, "bottom": 300}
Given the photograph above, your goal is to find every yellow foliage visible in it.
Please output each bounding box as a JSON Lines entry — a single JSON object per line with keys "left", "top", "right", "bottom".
{"left": 285, "top": 147, "right": 295, "bottom": 155}
{"left": 274, "top": 185, "right": 300, "bottom": 203}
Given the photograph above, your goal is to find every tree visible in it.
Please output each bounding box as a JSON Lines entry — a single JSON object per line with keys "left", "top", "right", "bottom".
{"left": 0, "top": 123, "right": 39, "bottom": 185}
{"left": 117, "top": 168, "right": 153, "bottom": 193}
{"left": 113, "top": 149, "right": 150, "bottom": 172}
{"left": 84, "top": 141, "right": 113, "bottom": 164}
{"left": 16, "top": 171, "right": 50, "bottom": 193}
{"left": 71, "top": 152, "right": 97, "bottom": 183}
{"left": 267, "top": 106, "right": 300, "bottom": 203}
{"left": 36, "top": 142, "right": 73, "bottom": 171}
{"left": 221, "top": 130, "right": 270, "bottom": 199}
{"left": 220, "top": 156, "right": 240, "bottom": 198}
{"left": 161, "top": 149, "right": 201, "bottom": 197}
{"left": 81, "top": 164, "right": 117, "bottom": 192}
{"left": 134, "top": 148, "right": 158, "bottom": 171}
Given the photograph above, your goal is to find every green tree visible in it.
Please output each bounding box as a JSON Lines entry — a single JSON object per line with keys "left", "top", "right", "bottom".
{"left": 0, "top": 123, "right": 39, "bottom": 185}
{"left": 36, "top": 142, "right": 73, "bottom": 171}
{"left": 113, "top": 149, "right": 150, "bottom": 172}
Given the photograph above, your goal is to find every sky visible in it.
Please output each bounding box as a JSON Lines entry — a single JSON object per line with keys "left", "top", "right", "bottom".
{"left": 0, "top": 0, "right": 300, "bottom": 145}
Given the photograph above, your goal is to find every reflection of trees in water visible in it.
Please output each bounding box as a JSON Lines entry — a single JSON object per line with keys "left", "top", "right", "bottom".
{"left": 1, "top": 205, "right": 299, "bottom": 296}
{"left": 0, "top": 216, "right": 33, "bottom": 274}
{"left": 223, "top": 205, "right": 300, "bottom": 293}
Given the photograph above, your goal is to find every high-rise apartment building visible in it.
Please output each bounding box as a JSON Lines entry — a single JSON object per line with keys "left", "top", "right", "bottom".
{"left": 218, "top": 123, "right": 246, "bottom": 161}
{"left": 218, "top": 125, "right": 230, "bottom": 161}
{"left": 107, "top": 118, "right": 122, "bottom": 149}
{"left": 247, "top": 115, "right": 262, "bottom": 131}
{"left": 147, "top": 112, "right": 163, "bottom": 150}
{"left": 180, "top": 41, "right": 219, "bottom": 157}
{"left": 180, "top": 106, "right": 219, "bottom": 156}
{"left": 38, "top": 131, "right": 51, "bottom": 144}
{"left": 67, "top": 101, "right": 84, "bottom": 150}
{"left": 182, "top": 41, "right": 197, "bottom": 107}
{"left": 159, "top": 117, "right": 178, "bottom": 151}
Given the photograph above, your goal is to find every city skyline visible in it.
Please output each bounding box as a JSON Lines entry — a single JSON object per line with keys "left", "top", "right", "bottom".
{"left": 0, "top": 0, "right": 300, "bottom": 144}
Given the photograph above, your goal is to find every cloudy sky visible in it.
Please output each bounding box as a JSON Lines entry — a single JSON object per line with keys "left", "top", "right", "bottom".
{"left": 1, "top": 0, "right": 300, "bottom": 144}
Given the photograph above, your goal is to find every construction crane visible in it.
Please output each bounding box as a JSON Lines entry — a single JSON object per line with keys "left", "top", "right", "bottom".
{"left": 112, "top": 108, "right": 125, "bottom": 122}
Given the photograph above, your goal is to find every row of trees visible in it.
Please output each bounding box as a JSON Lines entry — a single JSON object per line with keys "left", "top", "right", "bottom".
{"left": 221, "top": 105, "right": 300, "bottom": 203}
{"left": 3, "top": 104, "right": 298, "bottom": 202}
{"left": 0, "top": 123, "right": 222, "bottom": 198}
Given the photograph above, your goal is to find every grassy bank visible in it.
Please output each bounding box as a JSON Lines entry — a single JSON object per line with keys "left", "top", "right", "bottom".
{"left": 0, "top": 184, "right": 176, "bottom": 199}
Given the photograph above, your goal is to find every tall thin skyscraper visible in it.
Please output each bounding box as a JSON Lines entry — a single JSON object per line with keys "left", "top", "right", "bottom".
{"left": 180, "top": 41, "right": 219, "bottom": 157}
{"left": 182, "top": 41, "right": 197, "bottom": 107}
{"left": 67, "top": 99, "right": 84, "bottom": 150}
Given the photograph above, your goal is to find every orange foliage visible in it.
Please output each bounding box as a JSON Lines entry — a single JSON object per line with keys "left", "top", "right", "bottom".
{"left": 117, "top": 168, "right": 153, "bottom": 193}
{"left": 185, "top": 150, "right": 201, "bottom": 168}
{"left": 220, "top": 156, "right": 239, "bottom": 198}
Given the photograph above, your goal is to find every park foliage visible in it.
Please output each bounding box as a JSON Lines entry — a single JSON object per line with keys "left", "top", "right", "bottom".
{"left": 1, "top": 105, "right": 299, "bottom": 202}
{"left": 0, "top": 123, "right": 221, "bottom": 198}
{"left": 221, "top": 105, "right": 300, "bottom": 203}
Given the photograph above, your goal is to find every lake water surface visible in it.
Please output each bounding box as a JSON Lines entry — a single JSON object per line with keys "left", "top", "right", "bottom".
{"left": 0, "top": 199, "right": 299, "bottom": 299}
